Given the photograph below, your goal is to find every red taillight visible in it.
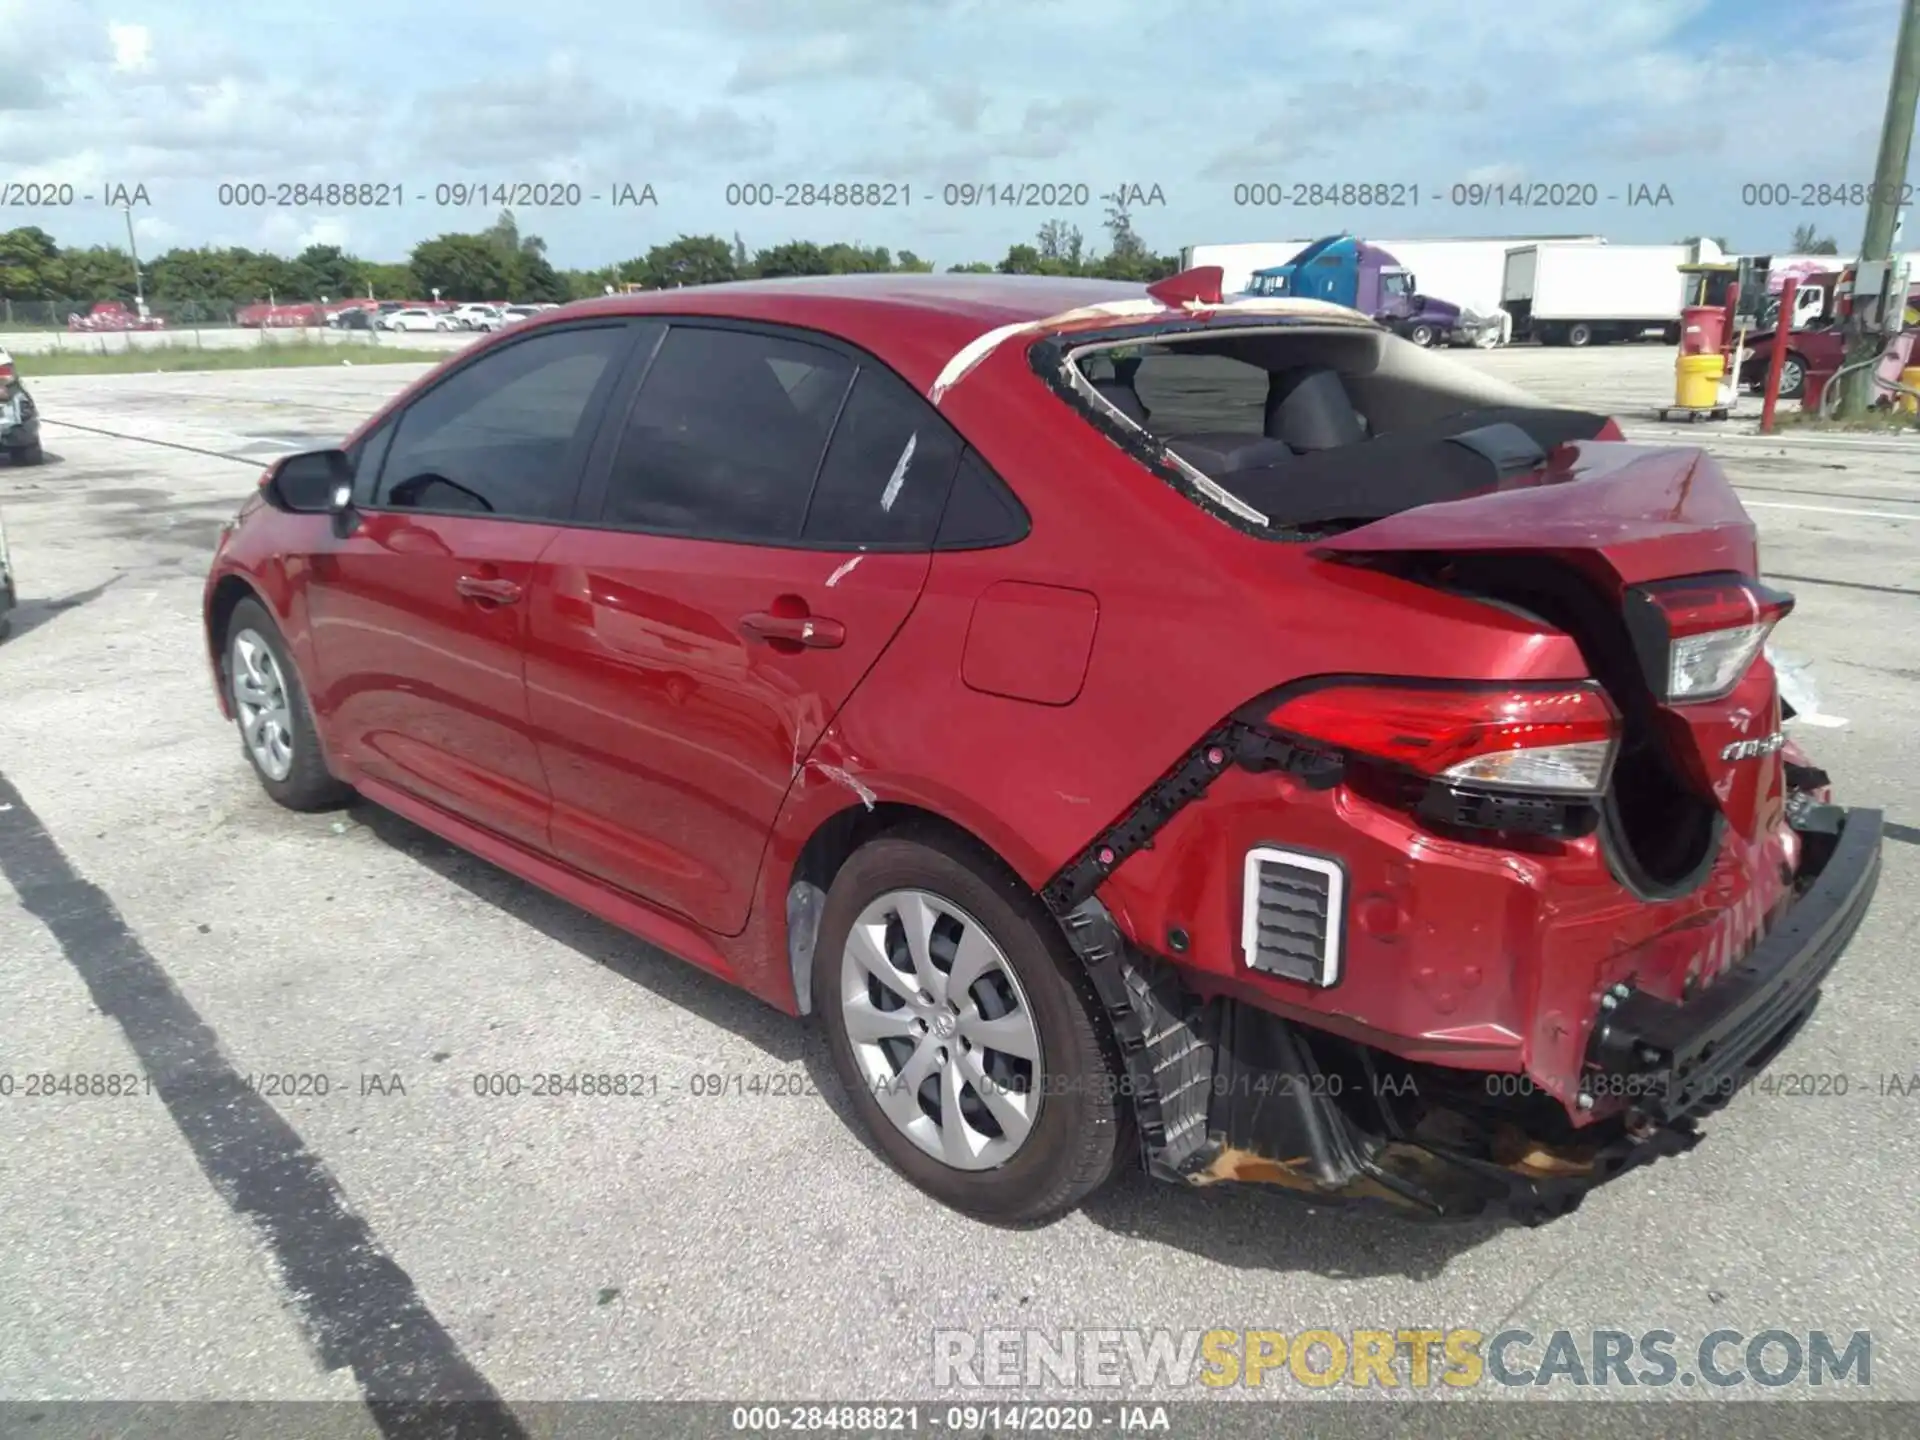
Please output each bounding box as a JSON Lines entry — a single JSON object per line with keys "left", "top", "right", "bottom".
{"left": 1266, "top": 682, "right": 1620, "bottom": 795}
{"left": 1623, "top": 574, "right": 1794, "bottom": 703}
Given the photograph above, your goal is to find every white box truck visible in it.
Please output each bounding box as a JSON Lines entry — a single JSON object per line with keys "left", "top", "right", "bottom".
{"left": 1502, "top": 242, "right": 1700, "bottom": 346}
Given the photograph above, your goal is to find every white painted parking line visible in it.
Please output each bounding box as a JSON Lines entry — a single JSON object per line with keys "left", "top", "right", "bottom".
{"left": 1741, "top": 499, "right": 1920, "bottom": 521}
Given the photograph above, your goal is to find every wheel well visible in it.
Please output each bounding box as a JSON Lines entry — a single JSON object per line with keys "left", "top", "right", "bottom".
{"left": 205, "top": 575, "right": 261, "bottom": 681}
{"left": 784, "top": 799, "right": 1141, "bottom": 1162}
{"left": 785, "top": 802, "right": 1036, "bottom": 1016}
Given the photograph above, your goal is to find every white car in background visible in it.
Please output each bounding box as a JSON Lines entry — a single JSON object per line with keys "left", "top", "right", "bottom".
{"left": 380, "top": 307, "right": 456, "bottom": 333}
{"left": 450, "top": 304, "right": 504, "bottom": 332}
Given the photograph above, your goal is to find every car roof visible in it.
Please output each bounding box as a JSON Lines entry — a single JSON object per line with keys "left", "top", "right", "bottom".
{"left": 526, "top": 274, "right": 1170, "bottom": 393}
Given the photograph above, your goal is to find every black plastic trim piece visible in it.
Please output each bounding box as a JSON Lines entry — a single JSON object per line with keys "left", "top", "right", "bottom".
{"left": 1054, "top": 898, "right": 1218, "bottom": 1180}
{"left": 1588, "top": 806, "right": 1882, "bottom": 1120}
{"left": 1040, "top": 721, "right": 1342, "bottom": 915}
{"left": 1418, "top": 784, "right": 1599, "bottom": 840}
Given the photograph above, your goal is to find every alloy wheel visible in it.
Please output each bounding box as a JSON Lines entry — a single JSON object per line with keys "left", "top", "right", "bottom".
{"left": 838, "top": 888, "right": 1044, "bottom": 1171}
{"left": 230, "top": 628, "right": 294, "bottom": 781}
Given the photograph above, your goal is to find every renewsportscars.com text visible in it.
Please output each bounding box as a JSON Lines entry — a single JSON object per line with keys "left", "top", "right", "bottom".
{"left": 933, "top": 1327, "right": 1871, "bottom": 1391}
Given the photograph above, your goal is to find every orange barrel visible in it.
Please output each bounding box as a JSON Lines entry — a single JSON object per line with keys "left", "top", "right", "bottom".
{"left": 1679, "top": 305, "right": 1728, "bottom": 357}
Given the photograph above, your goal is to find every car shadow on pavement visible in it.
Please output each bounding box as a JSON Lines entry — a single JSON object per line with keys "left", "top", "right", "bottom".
{"left": 346, "top": 798, "right": 809, "bottom": 1064}
{"left": 346, "top": 797, "right": 1513, "bottom": 1278}
{"left": 1077, "top": 1168, "right": 1507, "bottom": 1280}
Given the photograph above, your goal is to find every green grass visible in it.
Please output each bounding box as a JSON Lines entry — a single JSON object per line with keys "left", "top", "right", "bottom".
{"left": 14, "top": 338, "right": 445, "bottom": 377}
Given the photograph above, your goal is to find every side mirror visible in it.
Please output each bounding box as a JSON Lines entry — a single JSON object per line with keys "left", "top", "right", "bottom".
{"left": 264, "top": 449, "right": 354, "bottom": 514}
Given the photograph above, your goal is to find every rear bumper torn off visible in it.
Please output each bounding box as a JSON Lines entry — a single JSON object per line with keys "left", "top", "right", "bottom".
{"left": 1053, "top": 808, "right": 1880, "bottom": 1223}
{"left": 1586, "top": 806, "right": 1882, "bottom": 1121}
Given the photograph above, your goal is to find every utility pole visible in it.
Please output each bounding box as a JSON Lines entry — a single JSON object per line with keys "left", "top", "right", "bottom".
{"left": 1839, "top": 0, "right": 1920, "bottom": 416}
{"left": 122, "top": 204, "right": 146, "bottom": 317}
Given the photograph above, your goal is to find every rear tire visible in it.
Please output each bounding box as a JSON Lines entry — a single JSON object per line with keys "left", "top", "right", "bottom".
{"left": 815, "top": 829, "right": 1126, "bottom": 1224}
{"left": 223, "top": 598, "right": 351, "bottom": 812}
{"left": 1566, "top": 322, "right": 1595, "bottom": 347}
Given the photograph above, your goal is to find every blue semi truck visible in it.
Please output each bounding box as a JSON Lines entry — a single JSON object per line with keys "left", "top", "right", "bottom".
{"left": 1242, "top": 235, "right": 1502, "bottom": 347}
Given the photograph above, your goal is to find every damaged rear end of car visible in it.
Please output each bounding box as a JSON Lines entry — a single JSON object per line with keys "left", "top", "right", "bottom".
{"left": 1024, "top": 292, "right": 1884, "bottom": 1222}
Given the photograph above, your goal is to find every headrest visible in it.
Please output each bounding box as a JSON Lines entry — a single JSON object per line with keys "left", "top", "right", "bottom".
{"left": 1265, "top": 367, "right": 1364, "bottom": 451}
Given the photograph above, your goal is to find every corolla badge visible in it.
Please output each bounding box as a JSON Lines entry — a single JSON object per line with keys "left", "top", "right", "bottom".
{"left": 1721, "top": 731, "right": 1787, "bottom": 762}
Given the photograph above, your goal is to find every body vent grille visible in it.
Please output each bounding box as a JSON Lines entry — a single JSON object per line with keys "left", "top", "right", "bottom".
{"left": 1241, "top": 847, "right": 1344, "bottom": 986}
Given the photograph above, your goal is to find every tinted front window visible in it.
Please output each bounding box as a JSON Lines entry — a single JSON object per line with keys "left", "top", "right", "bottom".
{"left": 601, "top": 326, "right": 853, "bottom": 539}
{"left": 802, "top": 367, "right": 963, "bottom": 546}
{"left": 375, "top": 325, "right": 627, "bottom": 519}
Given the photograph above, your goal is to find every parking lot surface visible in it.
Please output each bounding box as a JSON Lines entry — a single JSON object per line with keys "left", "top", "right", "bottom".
{"left": 1, "top": 345, "right": 1916, "bottom": 1419}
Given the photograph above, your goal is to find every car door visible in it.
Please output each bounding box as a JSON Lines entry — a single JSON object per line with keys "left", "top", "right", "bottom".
{"left": 523, "top": 321, "right": 967, "bottom": 935}
{"left": 305, "top": 319, "right": 641, "bottom": 850}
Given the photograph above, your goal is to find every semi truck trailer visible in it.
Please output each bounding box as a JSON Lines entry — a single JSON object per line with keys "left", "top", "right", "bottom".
{"left": 1502, "top": 241, "right": 1711, "bottom": 346}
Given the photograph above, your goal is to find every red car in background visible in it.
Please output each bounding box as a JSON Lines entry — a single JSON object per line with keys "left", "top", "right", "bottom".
{"left": 67, "top": 300, "right": 165, "bottom": 332}
{"left": 202, "top": 272, "right": 1881, "bottom": 1224}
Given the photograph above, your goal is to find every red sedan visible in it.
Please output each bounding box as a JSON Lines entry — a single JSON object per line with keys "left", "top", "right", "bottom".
{"left": 203, "top": 272, "right": 1881, "bottom": 1224}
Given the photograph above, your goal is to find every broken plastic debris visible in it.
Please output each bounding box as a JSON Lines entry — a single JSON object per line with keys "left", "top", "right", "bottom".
{"left": 1767, "top": 642, "right": 1847, "bottom": 727}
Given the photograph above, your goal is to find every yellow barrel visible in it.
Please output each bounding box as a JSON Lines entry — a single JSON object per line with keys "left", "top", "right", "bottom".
{"left": 1675, "top": 353, "right": 1724, "bottom": 409}
{"left": 1898, "top": 365, "right": 1920, "bottom": 413}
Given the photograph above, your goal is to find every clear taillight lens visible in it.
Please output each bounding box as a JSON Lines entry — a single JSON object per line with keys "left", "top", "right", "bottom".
{"left": 1265, "top": 682, "right": 1620, "bottom": 795}
{"left": 1669, "top": 621, "right": 1772, "bottom": 699}
{"left": 1440, "top": 739, "right": 1616, "bottom": 792}
{"left": 1625, "top": 576, "right": 1795, "bottom": 703}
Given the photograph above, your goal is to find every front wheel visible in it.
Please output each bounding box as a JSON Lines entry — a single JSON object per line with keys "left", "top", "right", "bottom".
{"left": 224, "top": 598, "right": 351, "bottom": 811}
{"left": 1778, "top": 354, "right": 1807, "bottom": 400}
{"left": 1406, "top": 323, "right": 1437, "bottom": 348}
{"left": 815, "top": 831, "right": 1126, "bottom": 1224}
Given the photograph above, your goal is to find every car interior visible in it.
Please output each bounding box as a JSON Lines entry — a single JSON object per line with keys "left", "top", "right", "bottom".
{"left": 1074, "top": 330, "right": 1614, "bottom": 530}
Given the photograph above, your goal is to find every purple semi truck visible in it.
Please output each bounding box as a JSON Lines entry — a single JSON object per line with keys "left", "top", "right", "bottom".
{"left": 1243, "top": 235, "right": 1502, "bottom": 346}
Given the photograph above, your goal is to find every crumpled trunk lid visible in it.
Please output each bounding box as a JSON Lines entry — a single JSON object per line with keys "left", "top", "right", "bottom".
{"left": 1316, "top": 441, "right": 1787, "bottom": 853}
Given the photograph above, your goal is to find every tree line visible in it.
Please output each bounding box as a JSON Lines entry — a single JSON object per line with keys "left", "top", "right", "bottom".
{"left": 0, "top": 205, "right": 1179, "bottom": 309}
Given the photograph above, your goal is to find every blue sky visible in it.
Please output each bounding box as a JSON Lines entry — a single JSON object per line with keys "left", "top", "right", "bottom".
{"left": 1, "top": 0, "right": 1915, "bottom": 269}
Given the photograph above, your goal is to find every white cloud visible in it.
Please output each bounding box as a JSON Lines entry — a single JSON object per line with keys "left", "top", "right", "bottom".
{"left": 108, "top": 22, "right": 151, "bottom": 72}
{"left": 3, "top": 0, "right": 1914, "bottom": 269}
